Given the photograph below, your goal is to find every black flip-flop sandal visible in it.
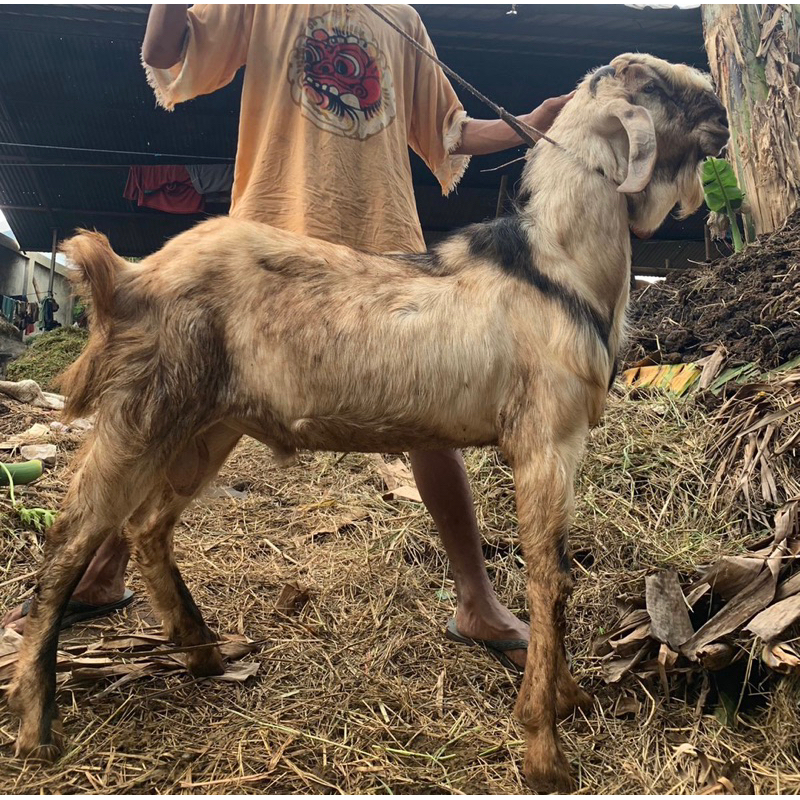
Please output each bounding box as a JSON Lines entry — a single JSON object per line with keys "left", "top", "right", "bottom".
{"left": 445, "top": 617, "right": 527, "bottom": 675}
{"left": 15, "top": 589, "right": 135, "bottom": 631}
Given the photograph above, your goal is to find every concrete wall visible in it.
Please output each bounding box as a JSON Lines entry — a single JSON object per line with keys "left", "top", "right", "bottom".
{"left": 0, "top": 237, "right": 28, "bottom": 297}
{"left": 0, "top": 233, "right": 73, "bottom": 331}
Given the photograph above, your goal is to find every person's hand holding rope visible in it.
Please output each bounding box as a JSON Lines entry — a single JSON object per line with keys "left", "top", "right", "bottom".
{"left": 454, "top": 90, "right": 576, "bottom": 157}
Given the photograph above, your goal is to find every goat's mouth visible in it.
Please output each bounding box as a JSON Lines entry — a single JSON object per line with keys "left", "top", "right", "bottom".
{"left": 699, "top": 125, "right": 730, "bottom": 157}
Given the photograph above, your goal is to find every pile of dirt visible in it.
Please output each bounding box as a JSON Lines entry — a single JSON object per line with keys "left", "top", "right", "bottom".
{"left": 5, "top": 327, "right": 87, "bottom": 391}
{"left": 627, "top": 211, "right": 800, "bottom": 368}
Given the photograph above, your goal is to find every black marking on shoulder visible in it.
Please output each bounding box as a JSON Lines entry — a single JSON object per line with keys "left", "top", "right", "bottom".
{"left": 590, "top": 65, "right": 616, "bottom": 96}
{"left": 466, "top": 216, "right": 611, "bottom": 348}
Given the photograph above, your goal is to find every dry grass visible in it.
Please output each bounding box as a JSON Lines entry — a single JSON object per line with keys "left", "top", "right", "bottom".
{"left": 0, "top": 388, "right": 797, "bottom": 794}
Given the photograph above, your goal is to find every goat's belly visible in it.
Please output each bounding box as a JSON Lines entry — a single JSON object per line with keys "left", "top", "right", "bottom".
{"left": 228, "top": 335, "right": 508, "bottom": 454}
{"left": 232, "top": 410, "right": 498, "bottom": 455}
{"left": 292, "top": 415, "right": 497, "bottom": 453}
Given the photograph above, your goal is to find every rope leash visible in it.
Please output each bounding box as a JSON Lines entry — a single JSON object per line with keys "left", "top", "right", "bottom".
{"left": 365, "top": 6, "right": 629, "bottom": 191}
{"left": 364, "top": 4, "right": 561, "bottom": 151}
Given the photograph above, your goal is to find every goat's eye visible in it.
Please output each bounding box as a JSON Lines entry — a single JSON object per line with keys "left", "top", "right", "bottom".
{"left": 643, "top": 84, "right": 657, "bottom": 94}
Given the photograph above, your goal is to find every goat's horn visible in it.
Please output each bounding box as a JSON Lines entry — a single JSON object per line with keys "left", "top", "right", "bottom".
{"left": 607, "top": 100, "right": 657, "bottom": 194}
{"left": 589, "top": 65, "right": 616, "bottom": 95}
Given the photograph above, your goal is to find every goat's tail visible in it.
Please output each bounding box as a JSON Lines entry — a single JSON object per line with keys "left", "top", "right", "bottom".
{"left": 57, "top": 230, "right": 128, "bottom": 420}
{"left": 61, "top": 230, "right": 123, "bottom": 330}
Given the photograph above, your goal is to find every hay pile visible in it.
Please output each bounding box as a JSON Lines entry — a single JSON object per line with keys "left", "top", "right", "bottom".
{"left": 5, "top": 328, "right": 88, "bottom": 392}
{"left": 0, "top": 378, "right": 798, "bottom": 793}
{"left": 627, "top": 211, "right": 800, "bottom": 368}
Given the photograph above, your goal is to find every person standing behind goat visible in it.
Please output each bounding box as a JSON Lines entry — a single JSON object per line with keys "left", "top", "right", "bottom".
{"left": 3, "top": 4, "right": 572, "bottom": 674}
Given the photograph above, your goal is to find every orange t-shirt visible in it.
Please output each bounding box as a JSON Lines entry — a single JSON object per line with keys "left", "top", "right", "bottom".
{"left": 144, "top": 4, "right": 470, "bottom": 253}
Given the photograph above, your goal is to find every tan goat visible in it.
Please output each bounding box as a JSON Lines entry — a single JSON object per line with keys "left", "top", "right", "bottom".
{"left": 10, "top": 53, "right": 728, "bottom": 791}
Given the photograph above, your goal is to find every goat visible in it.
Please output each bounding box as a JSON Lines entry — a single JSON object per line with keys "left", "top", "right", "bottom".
{"left": 9, "top": 53, "right": 728, "bottom": 791}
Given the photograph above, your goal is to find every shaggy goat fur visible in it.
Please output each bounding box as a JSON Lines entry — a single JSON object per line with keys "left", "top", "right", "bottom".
{"left": 9, "top": 53, "right": 728, "bottom": 792}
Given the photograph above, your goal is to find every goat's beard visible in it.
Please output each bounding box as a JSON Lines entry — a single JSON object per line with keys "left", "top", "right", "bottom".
{"left": 627, "top": 158, "right": 705, "bottom": 238}
{"left": 674, "top": 160, "right": 705, "bottom": 220}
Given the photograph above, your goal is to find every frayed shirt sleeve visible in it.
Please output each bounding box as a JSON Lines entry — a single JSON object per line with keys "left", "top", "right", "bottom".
{"left": 142, "top": 4, "right": 253, "bottom": 110}
{"left": 406, "top": 13, "right": 470, "bottom": 196}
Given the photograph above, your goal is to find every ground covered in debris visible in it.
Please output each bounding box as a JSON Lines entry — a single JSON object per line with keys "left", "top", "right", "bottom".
{"left": 0, "top": 379, "right": 799, "bottom": 794}
{"left": 627, "top": 211, "right": 800, "bottom": 368}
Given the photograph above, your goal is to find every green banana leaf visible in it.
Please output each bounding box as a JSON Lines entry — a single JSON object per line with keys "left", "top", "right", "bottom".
{"left": 702, "top": 157, "right": 744, "bottom": 213}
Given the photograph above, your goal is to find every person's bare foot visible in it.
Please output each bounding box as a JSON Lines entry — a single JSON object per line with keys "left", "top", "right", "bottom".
{"left": 2, "top": 603, "right": 32, "bottom": 634}
{"left": 455, "top": 597, "right": 529, "bottom": 670}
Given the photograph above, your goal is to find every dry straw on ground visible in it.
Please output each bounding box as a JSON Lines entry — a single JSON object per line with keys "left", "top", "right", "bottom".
{"left": 0, "top": 380, "right": 798, "bottom": 794}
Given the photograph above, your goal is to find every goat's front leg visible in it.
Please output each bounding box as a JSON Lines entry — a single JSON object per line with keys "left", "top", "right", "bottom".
{"left": 507, "top": 433, "right": 584, "bottom": 793}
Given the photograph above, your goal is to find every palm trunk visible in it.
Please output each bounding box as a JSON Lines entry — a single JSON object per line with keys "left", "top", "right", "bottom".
{"left": 703, "top": 4, "right": 800, "bottom": 234}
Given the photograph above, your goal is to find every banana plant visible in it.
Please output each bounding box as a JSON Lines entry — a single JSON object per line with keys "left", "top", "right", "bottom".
{"left": 702, "top": 157, "right": 745, "bottom": 253}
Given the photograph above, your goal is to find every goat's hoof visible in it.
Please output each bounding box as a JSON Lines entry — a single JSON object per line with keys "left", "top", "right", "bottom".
{"left": 186, "top": 647, "right": 225, "bottom": 677}
{"left": 15, "top": 722, "right": 64, "bottom": 763}
{"left": 523, "top": 755, "right": 574, "bottom": 794}
{"left": 523, "top": 734, "right": 574, "bottom": 794}
{"left": 15, "top": 741, "right": 62, "bottom": 763}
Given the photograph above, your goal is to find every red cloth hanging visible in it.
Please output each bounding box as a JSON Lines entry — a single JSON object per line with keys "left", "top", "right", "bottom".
{"left": 123, "top": 165, "right": 205, "bottom": 214}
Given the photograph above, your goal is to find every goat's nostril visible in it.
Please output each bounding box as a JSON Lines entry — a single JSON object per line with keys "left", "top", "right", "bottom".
{"left": 719, "top": 115, "right": 729, "bottom": 129}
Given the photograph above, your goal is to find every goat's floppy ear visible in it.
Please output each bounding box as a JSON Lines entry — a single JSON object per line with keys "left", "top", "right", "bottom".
{"left": 606, "top": 99, "right": 657, "bottom": 194}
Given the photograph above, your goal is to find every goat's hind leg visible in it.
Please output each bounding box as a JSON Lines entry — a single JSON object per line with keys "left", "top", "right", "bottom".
{"left": 128, "top": 423, "right": 241, "bottom": 677}
{"left": 9, "top": 444, "right": 158, "bottom": 760}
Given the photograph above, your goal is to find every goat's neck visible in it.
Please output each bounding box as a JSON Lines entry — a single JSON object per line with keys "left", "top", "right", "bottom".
{"left": 521, "top": 145, "right": 632, "bottom": 352}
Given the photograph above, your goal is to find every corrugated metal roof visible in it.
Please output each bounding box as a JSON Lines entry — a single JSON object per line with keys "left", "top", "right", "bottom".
{"left": 0, "top": 3, "right": 706, "bottom": 256}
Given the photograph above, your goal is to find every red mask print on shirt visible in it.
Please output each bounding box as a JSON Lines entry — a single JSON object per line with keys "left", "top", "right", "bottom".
{"left": 288, "top": 14, "right": 396, "bottom": 140}
{"left": 303, "top": 28, "right": 383, "bottom": 120}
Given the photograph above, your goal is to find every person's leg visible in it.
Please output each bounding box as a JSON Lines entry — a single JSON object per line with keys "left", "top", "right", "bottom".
{"left": 2, "top": 532, "right": 130, "bottom": 633}
{"left": 408, "top": 448, "right": 528, "bottom": 670}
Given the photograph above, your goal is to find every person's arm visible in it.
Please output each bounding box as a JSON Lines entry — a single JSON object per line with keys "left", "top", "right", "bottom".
{"left": 142, "top": 4, "right": 190, "bottom": 69}
{"left": 141, "top": 5, "right": 251, "bottom": 110}
{"left": 454, "top": 92, "right": 575, "bottom": 156}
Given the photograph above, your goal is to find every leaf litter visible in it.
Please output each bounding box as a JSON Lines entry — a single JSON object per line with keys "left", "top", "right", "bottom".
{"left": 0, "top": 333, "right": 799, "bottom": 790}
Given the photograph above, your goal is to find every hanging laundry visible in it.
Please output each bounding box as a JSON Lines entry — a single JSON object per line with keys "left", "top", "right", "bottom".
{"left": 23, "top": 302, "right": 39, "bottom": 335}
{"left": 40, "top": 297, "right": 60, "bottom": 332}
{"left": 123, "top": 165, "right": 205, "bottom": 214}
{"left": 186, "top": 164, "right": 234, "bottom": 195}
{"left": 11, "top": 297, "right": 26, "bottom": 331}
{"left": 1, "top": 295, "right": 14, "bottom": 323}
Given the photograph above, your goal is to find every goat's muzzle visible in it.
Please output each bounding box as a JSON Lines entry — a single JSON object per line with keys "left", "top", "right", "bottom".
{"left": 701, "top": 99, "right": 730, "bottom": 156}
{"left": 704, "top": 121, "right": 730, "bottom": 157}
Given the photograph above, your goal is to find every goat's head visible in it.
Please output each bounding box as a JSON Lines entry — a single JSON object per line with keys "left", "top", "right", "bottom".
{"left": 574, "top": 53, "right": 729, "bottom": 236}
